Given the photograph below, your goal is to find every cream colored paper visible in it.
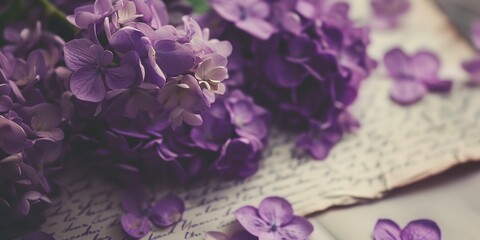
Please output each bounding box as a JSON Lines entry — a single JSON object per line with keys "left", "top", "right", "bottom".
{"left": 39, "top": 0, "right": 480, "bottom": 239}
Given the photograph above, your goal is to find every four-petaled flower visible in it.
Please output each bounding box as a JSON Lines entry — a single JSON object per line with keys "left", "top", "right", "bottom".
{"left": 384, "top": 48, "right": 452, "bottom": 105}
{"left": 371, "top": 0, "right": 411, "bottom": 29}
{"left": 64, "top": 39, "right": 136, "bottom": 102}
{"left": 374, "top": 219, "right": 441, "bottom": 240}
{"left": 235, "top": 197, "right": 314, "bottom": 240}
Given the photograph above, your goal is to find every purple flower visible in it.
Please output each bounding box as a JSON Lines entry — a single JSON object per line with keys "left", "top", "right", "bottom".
{"left": 205, "top": 231, "right": 257, "bottom": 240}
{"left": 374, "top": 219, "right": 441, "bottom": 240}
{"left": 121, "top": 186, "right": 185, "bottom": 238}
{"left": 235, "top": 197, "right": 314, "bottom": 240}
{"left": 67, "top": 0, "right": 115, "bottom": 29}
{"left": 158, "top": 75, "right": 208, "bottom": 129}
{"left": 210, "top": 0, "right": 276, "bottom": 40}
{"left": 64, "top": 39, "right": 136, "bottom": 102}
{"left": 371, "top": 0, "right": 410, "bottom": 29}
{"left": 384, "top": 48, "right": 452, "bottom": 105}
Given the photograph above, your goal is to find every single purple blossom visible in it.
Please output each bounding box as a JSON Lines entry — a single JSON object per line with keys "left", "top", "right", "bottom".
{"left": 371, "top": 0, "right": 410, "bottom": 29}
{"left": 64, "top": 39, "right": 136, "bottom": 102}
{"left": 235, "top": 197, "right": 314, "bottom": 240}
{"left": 205, "top": 231, "right": 257, "bottom": 240}
{"left": 121, "top": 186, "right": 185, "bottom": 238}
{"left": 210, "top": 0, "right": 276, "bottom": 40}
{"left": 384, "top": 48, "right": 452, "bottom": 105}
{"left": 374, "top": 219, "right": 441, "bottom": 240}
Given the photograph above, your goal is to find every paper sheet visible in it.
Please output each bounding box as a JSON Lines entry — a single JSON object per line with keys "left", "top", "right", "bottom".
{"left": 38, "top": 0, "right": 480, "bottom": 239}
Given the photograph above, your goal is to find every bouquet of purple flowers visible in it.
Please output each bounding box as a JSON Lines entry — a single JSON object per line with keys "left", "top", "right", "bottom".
{"left": 203, "top": 0, "right": 376, "bottom": 159}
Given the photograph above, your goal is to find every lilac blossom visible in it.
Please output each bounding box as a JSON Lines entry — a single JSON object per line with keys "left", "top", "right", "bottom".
{"left": 120, "top": 186, "right": 185, "bottom": 238}
{"left": 64, "top": 39, "right": 136, "bottom": 102}
{"left": 384, "top": 48, "right": 452, "bottom": 105}
{"left": 235, "top": 197, "right": 314, "bottom": 240}
{"left": 371, "top": 0, "right": 411, "bottom": 29}
{"left": 374, "top": 219, "right": 441, "bottom": 240}
{"left": 0, "top": 22, "right": 66, "bottom": 234}
{"left": 463, "top": 21, "right": 480, "bottom": 85}
{"left": 64, "top": 0, "right": 232, "bottom": 129}
{"left": 205, "top": 231, "right": 257, "bottom": 240}
{"left": 205, "top": 0, "right": 375, "bottom": 160}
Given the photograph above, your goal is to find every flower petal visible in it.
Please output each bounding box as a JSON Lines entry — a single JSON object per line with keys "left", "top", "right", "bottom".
{"left": 389, "top": 80, "right": 426, "bottom": 105}
{"left": 231, "top": 231, "right": 258, "bottom": 240}
{"left": 121, "top": 213, "right": 152, "bottom": 239}
{"left": 105, "top": 64, "right": 136, "bottom": 89}
{"left": 235, "top": 206, "right": 270, "bottom": 236}
{"left": 70, "top": 66, "right": 106, "bottom": 102}
{"left": 384, "top": 48, "right": 411, "bottom": 80}
{"left": 400, "top": 219, "right": 441, "bottom": 240}
{"left": 278, "top": 216, "right": 314, "bottom": 240}
{"left": 149, "top": 195, "right": 185, "bottom": 227}
{"left": 155, "top": 40, "right": 195, "bottom": 76}
{"left": 64, "top": 39, "right": 96, "bottom": 70}
{"left": 373, "top": 219, "right": 402, "bottom": 240}
{"left": 411, "top": 51, "right": 440, "bottom": 80}
{"left": 258, "top": 197, "right": 294, "bottom": 226}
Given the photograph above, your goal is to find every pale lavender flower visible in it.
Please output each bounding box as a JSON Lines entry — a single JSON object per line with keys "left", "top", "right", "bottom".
{"left": 235, "top": 197, "right": 314, "bottom": 240}
{"left": 384, "top": 48, "right": 452, "bottom": 105}
{"left": 374, "top": 219, "right": 441, "bottom": 240}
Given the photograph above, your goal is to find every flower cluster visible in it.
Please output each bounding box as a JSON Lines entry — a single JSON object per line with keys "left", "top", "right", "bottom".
{"left": 374, "top": 218, "right": 441, "bottom": 240}
{"left": 384, "top": 48, "right": 452, "bottom": 105}
{"left": 0, "top": 22, "right": 66, "bottom": 233}
{"left": 64, "top": 0, "right": 268, "bottom": 183}
{"left": 203, "top": 0, "right": 376, "bottom": 159}
{"left": 463, "top": 20, "right": 480, "bottom": 85}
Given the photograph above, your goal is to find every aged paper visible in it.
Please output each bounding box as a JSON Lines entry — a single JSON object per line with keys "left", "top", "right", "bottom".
{"left": 39, "top": 0, "right": 480, "bottom": 239}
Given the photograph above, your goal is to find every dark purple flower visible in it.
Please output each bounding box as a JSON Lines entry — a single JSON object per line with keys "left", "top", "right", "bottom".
{"left": 371, "top": 0, "right": 410, "bottom": 29}
{"left": 64, "top": 39, "right": 137, "bottom": 102}
{"left": 384, "top": 48, "right": 452, "bottom": 105}
{"left": 121, "top": 186, "right": 185, "bottom": 238}
{"left": 235, "top": 197, "right": 314, "bottom": 240}
{"left": 374, "top": 219, "right": 441, "bottom": 240}
{"left": 210, "top": 0, "right": 276, "bottom": 40}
